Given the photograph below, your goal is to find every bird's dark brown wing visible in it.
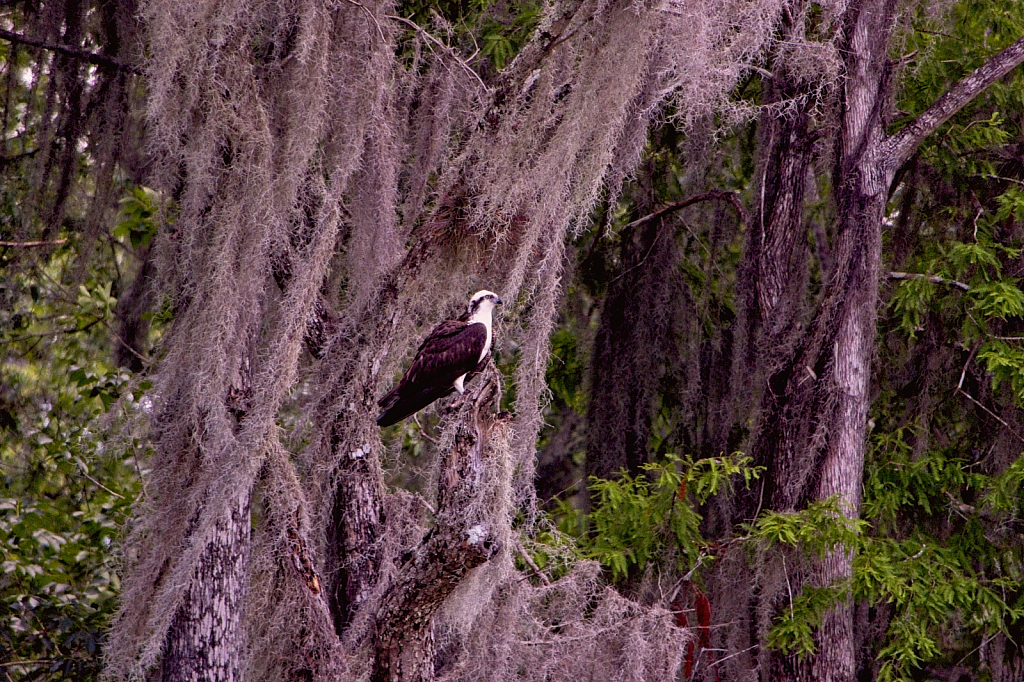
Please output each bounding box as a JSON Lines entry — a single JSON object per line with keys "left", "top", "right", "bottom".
{"left": 376, "top": 321, "right": 488, "bottom": 427}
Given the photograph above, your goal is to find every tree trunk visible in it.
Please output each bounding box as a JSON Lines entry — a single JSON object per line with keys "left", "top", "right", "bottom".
{"left": 797, "top": 4, "right": 893, "bottom": 678}
{"left": 763, "top": 2, "right": 1024, "bottom": 680}
{"left": 162, "top": 491, "right": 251, "bottom": 682}
{"left": 752, "top": 90, "right": 813, "bottom": 344}
{"left": 329, "top": 429, "right": 386, "bottom": 635}
{"left": 735, "top": 2, "right": 818, "bottom": 522}
{"left": 585, "top": 208, "right": 680, "bottom": 481}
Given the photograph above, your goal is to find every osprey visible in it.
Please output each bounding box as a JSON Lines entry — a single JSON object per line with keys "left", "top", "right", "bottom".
{"left": 377, "top": 290, "right": 503, "bottom": 427}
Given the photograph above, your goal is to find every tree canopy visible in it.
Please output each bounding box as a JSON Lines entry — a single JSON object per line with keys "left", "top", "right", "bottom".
{"left": 2, "top": 1, "right": 1023, "bottom": 682}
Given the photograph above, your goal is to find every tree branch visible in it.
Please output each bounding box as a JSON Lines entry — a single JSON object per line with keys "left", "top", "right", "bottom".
{"left": 0, "top": 149, "right": 40, "bottom": 168}
{"left": 887, "top": 34, "right": 1024, "bottom": 168}
{"left": 386, "top": 15, "right": 487, "bottom": 92}
{"left": 372, "top": 374, "right": 503, "bottom": 682}
{"left": 0, "top": 238, "right": 67, "bottom": 247}
{"left": 0, "top": 660, "right": 57, "bottom": 668}
{"left": 622, "top": 190, "right": 750, "bottom": 231}
{"left": 887, "top": 271, "right": 970, "bottom": 292}
{"left": 0, "top": 318, "right": 102, "bottom": 344}
{"left": 0, "top": 28, "right": 142, "bottom": 74}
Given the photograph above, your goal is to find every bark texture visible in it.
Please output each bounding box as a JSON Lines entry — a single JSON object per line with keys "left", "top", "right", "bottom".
{"left": 737, "top": 3, "right": 820, "bottom": 520}
{"left": 757, "top": 2, "right": 1024, "bottom": 680}
{"left": 329, "top": 419, "right": 387, "bottom": 635}
{"left": 373, "top": 378, "right": 503, "bottom": 682}
{"left": 162, "top": 492, "right": 251, "bottom": 682}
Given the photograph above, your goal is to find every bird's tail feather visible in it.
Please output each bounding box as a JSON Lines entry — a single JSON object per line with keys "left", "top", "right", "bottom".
{"left": 376, "top": 386, "right": 455, "bottom": 427}
{"left": 377, "top": 384, "right": 401, "bottom": 410}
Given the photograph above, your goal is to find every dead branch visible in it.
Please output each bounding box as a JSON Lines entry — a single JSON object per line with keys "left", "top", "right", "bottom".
{"left": 622, "top": 190, "right": 750, "bottom": 231}
{"left": 887, "top": 34, "right": 1024, "bottom": 169}
{"left": 386, "top": 15, "right": 488, "bottom": 92}
{"left": 887, "top": 271, "right": 970, "bottom": 292}
{"left": 0, "top": 238, "right": 67, "bottom": 247}
{"left": 0, "top": 28, "right": 141, "bottom": 74}
{"left": 372, "top": 375, "right": 502, "bottom": 682}
{"left": 514, "top": 538, "right": 551, "bottom": 586}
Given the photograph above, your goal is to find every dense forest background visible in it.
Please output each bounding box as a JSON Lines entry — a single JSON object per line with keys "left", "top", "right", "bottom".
{"left": 2, "top": 0, "right": 1024, "bottom": 681}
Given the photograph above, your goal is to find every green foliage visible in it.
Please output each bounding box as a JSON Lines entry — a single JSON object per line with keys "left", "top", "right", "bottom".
{"left": 889, "top": 277, "right": 934, "bottom": 338}
{"left": 0, "top": 10, "right": 151, "bottom": 670}
{"left": 563, "top": 438, "right": 1022, "bottom": 681}
{"left": 970, "top": 280, "right": 1024, "bottom": 320}
{"left": 114, "top": 186, "right": 160, "bottom": 249}
{"left": 551, "top": 3, "right": 1024, "bottom": 680}
{"left": 899, "top": 0, "right": 1024, "bottom": 135}
{"left": 1, "top": 179, "right": 153, "bottom": 675}
{"left": 394, "top": 0, "right": 541, "bottom": 72}
{"left": 545, "top": 327, "right": 587, "bottom": 414}
{"left": 994, "top": 185, "right": 1024, "bottom": 223}
{"left": 766, "top": 584, "right": 846, "bottom": 657}
{"left": 563, "top": 454, "right": 760, "bottom": 581}
{"left": 478, "top": 2, "right": 541, "bottom": 70}
{"left": 982, "top": 455, "right": 1024, "bottom": 514}
{"left": 745, "top": 501, "right": 864, "bottom": 657}
{"left": 853, "top": 535, "right": 1022, "bottom": 682}
{"left": 978, "top": 340, "right": 1024, "bottom": 404}
{"left": 0, "top": 361, "right": 142, "bottom": 678}
{"left": 946, "top": 241, "right": 1005, "bottom": 280}
{"left": 1, "top": 481, "right": 135, "bottom": 679}
{"left": 888, "top": 235, "right": 1024, "bottom": 402}
{"left": 863, "top": 428, "right": 983, "bottom": 531}
{"left": 747, "top": 485, "right": 1023, "bottom": 675}
{"left": 858, "top": 428, "right": 1024, "bottom": 681}
{"left": 747, "top": 499, "right": 866, "bottom": 557}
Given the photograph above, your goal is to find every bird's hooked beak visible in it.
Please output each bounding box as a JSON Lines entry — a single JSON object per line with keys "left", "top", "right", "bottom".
{"left": 494, "top": 295, "right": 503, "bottom": 305}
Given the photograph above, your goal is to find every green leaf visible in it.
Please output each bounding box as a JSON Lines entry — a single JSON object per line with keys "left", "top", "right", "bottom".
{"left": 890, "top": 277, "right": 934, "bottom": 337}
{"left": 969, "top": 281, "right": 1024, "bottom": 319}
{"left": 946, "top": 242, "right": 1001, "bottom": 280}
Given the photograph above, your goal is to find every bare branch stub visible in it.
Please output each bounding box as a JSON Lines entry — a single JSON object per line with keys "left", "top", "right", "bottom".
{"left": 372, "top": 375, "right": 503, "bottom": 682}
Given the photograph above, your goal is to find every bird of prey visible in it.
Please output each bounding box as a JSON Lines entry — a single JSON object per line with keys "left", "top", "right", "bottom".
{"left": 376, "top": 290, "right": 503, "bottom": 427}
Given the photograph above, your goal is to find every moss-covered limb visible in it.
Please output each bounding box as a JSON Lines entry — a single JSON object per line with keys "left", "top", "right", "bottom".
{"left": 372, "top": 377, "right": 502, "bottom": 682}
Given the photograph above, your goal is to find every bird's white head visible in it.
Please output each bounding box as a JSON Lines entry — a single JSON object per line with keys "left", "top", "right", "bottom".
{"left": 467, "top": 290, "right": 503, "bottom": 321}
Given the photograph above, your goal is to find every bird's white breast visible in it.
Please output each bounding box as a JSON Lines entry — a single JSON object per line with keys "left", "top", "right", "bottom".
{"left": 466, "top": 307, "right": 494, "bottom": 364}
{"left": 453, "top": 303, "right": 495, "bottom": 394}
